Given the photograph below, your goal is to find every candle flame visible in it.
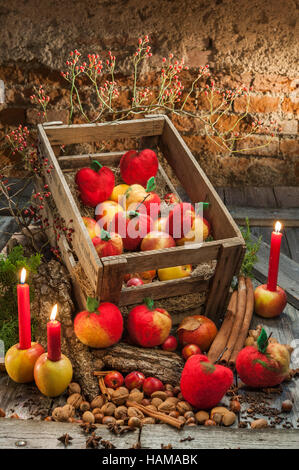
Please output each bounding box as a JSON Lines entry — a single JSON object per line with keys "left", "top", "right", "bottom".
{"left": 50, "top": 304, "right": 58, "bottom": 321}
{"left": 20, "top": 268, "right": 26, "bottom": 284}
{"left": 275, "top": 221, "right": 282, "bottom": 233}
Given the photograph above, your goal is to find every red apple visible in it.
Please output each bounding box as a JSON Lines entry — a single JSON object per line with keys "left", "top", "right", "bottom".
{"left": 254, "top": 284, "right": 287, "bottom": 318}
{"left": 92, "top": 229, "right": 123, "bottom": 258}
{"left": 127, "top": 298, "right": 172, "bottom": 348}
{"left": 140, "top": 231, "right": 176, "bottom": 251}
{"left": 120, "top": 149, "right": 159, "bottom": 186}
{"left": 161, "top": 336, "right": 178, "bottom": 352}
{"left": 5, "top": 342, "right": 45, "bottom": 384}
{"left": 104, "top": 371, "right": 124, "bottom": 389}
{"left": 143, "top": 377, "right": 164, "bottom": 395}
{"left": 112, "top": 210, "right": 153, "bottom": 251}
{"left": 166, "top": 202, "right": 195, "bottom": 240}
{"left": 125, "top": 371, "right": 146, "bottom": 390}
{"left": 164, "top": 193, "right": 180, "bottom": 206}
{"left": 182, "top": 344, "right": 202, "bottom": 360}
{"left": 177, "top": 315, "right": 218, "bottom": 352}
{"left": 82, "top": 216, "right": 100, "bottom": 239}
{"left": 34, "top": 353, "right": 73, "bottom": 397}
{"left": 74, "top": 298, "right": 123, "bottom": 348}
{"left": 153, "top": 217, "right": 168, "bottom": 233}
{"left": 124, "top": 270, "right": 156, "bottom": 284}
{"left": 95, "top": 200, "right": 124, "bottom": 230}
{"left": 127, "top": 277, "right": 144, "bottom": 287}
{"left": 176, "top": 216, "right": 211, "bottom": 246}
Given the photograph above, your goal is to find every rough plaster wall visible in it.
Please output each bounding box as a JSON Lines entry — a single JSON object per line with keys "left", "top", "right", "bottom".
{"left": 0, "top": 0, "right": 298, "bottom": 186}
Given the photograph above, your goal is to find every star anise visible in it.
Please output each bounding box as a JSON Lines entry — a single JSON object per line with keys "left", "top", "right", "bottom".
{"left": 80, "top": 422, "right": 97, "bottom": 434}
{"left": 100, "top": 439, "right": 116, "bottom": 449}
{"left": 57, "top": 433, "right": 73, "bottom": 447}
{"left": 107, "top": 422, "right": 134, "bottom": 435}
{"left": 180, "top": 436, "right": 194, "bottom": 442}
{"left": 86, "top": 432, "right": 101, "bottom": 449}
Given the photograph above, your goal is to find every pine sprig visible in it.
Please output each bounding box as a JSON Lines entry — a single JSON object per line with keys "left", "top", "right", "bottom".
{"left": 240, "top": 218, "right": 261, "bottom": 278}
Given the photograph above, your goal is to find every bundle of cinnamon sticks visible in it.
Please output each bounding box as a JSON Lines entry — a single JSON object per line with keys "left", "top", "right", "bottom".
{"left": 208, "top": 276, "right": 254, "bottom": 368}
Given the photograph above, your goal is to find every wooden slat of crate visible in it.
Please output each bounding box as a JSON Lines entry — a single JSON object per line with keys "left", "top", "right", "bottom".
{"left": 159, "top": 116, "right": 243, "bottom": 241}
{"left": 44, "top": 117, "right": 165, "bottom": 145}
{"left": 58, "top": 151, "right": 125, "bottom": 169}
{"left": 37, "top": 125, "right": 102, "bottom": 295}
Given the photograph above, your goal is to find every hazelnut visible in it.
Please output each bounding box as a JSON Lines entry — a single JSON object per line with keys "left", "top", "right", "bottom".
{"left": 101, "top": 402, "right": 116, "bottom": 416}
{"left": 230, "top": 400, "right": 241, "bottom": 413}
{"left": 102, "top": 416, "right": 116, "bottom": 425}
{"left": 67, "top": 393, "right": 83, "bottom": 409}
{"left": 177, "top": 401, "right": 192, "bottom": 414}
{"left": 195, "top": 410, "right": 209, "bottom": 424}
{"left": 142, "top": 417, "right": 156, "bottom": 424}
{"left": 165, "top": 390, "right": 174, "bottom": 398}
{"left": 128, "top": 389, "right": 144, "bottom": 404}
{"left": 165, "top": 384, "right": 173, "bottom": 392}
{"left": 68, "top": 382, "right": 81, "bottom": 395}
{"left": 184, "top": 411, "right": 195, "bottom": 419}
{"left": 0, "top": 408, "right": 6, "bottom": 418}
{"left": 94, "top": 413, "right": 104, "bottom": 423}
{"left": 91, "top": 395, "right": 106, "bottom": 409}
{"left": 141, "top": 398, "right": 151, "bottom": 406}
{"left": 82, "top": 411, "right": 95, "bottom": 424}
{"left": 128, "top": 417, "right": 142, "bottom": 428}
{"left": 127, "top": 407, "right": 144, "bottom": 419}
{"left": 222, "top": 411, "right": 236, "bottom": 427}
{"left": 251, "top": 418, "right": 268, "bottom": 429}
{"left": 151, "top": 391, "right": 167, "bottom": 401}
{"left": 92, "top": 407, "right": 102, "bottom": 415}
{"left": 204, "top": 419, "right": 217, "bottom": 426}
{"left": 114, "top": 406, "right": 128, "bottom": 420}
{"left": 151, "top": 397, "right": 163, "bottom": 408}
{"left": 169, "top": 410, "right": 180, "bottom": 419}
{"left": 111, "top": 387, "right": 129, "bottom": 405}
{"left": 80, "top": 401, "right": 91, "bottom": 412}
{"left": 281, "top": 400, "right": 293, "bottom": 412}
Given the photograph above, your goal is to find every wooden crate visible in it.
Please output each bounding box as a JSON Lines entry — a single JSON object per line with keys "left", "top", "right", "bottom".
{"left": 37, "top": 115, "right": 245, "bottom": 325}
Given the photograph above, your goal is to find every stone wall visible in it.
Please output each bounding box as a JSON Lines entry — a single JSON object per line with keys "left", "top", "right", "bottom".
{"left": 0, "top": 0, "right": 298, "bottom": 186}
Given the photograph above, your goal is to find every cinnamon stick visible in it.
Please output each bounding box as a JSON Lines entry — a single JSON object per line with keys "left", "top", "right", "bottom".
{"left": 93, "top": 371, "right": 116, "bottom": 377}
{"left": 229, "top": 277, "right": 254, "bottom": 367}
{"left": 208, "top": 290, "right": 238, "bottom": 363}
{"left": 99, "top": 377, "right": 111, "bottom": 400}
{"left": 220, "top": 276, "right": 247, "bottom": 365}
{"left": 126, "top": 401, "right": 184, "bottom": 429}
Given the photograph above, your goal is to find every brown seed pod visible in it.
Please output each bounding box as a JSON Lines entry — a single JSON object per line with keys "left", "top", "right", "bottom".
{"left": 68, "top": 382, "right": 81, "bottom": 395}
{"left": 0, "top": 408, "right": 6, "bottom": 418}
{"left": 281, "top": 400, "right": 293, "bottom": 412}
{"left": 230, "top": 400, "right": 241, "bottom": 413}
{"left": 67, "top": 393, "right": 83, "bottom": 409}
{"left": 82, "top": 411, "right": 95, "bottom": 424}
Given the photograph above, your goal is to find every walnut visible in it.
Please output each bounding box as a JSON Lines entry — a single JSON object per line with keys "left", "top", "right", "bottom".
{"left": 169, "top": 410, "right": 180, "bottom": 419}
{"left": 128, "top": 417, "right": 142, "bottom": 428}
{"left": 142, "top": 417, "right": 156, "bottom": 424}
{"left": 82, "top": 411, "right": 95, "bottom": 424}
{"left": 151, "top": 391, "right": 167, "bottom": 400}
{"left": 177, "top": 401, "right": 192, "bottom": 414}
{"left": 151, "top": 397, "right": 163, "bottom": 408}
{"left": 158, "top": 400, "right": 176, "bottom": 413}
{"left": 52, "top": 404, "right": 74, "bottom": 422}
{"left": 111, "top": 387, "right": 129, "bottom": 405}
{"left": 67, "top": 393, "right": 83, "bottom": 409}
{"left": 91, "top": 395, "right": 106, "bottom": 409}
{"left": 101, "top": 402, "right": 116, "bottom": 416}
{"left": 127, "top": 407, "right": 144, "bottom": 419}
{"left": 80, "top": 401, "right": 91, "bottom": 412}
{"left": 102, "top": 416, "right": 116, "bottom": 425}
{"left": 128, "top": 389, "right": 144, "bottom": 404}
{"left": 114, "top": 406, "right": 128, "bottom": 420}
{"left": 68, "top": 382, "right": 81, "bottom": 395}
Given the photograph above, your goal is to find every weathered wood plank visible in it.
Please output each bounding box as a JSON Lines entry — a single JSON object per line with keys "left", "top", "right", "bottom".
{"left": 140, "top": 425, "right": 299, "bottom": 449}
{"left": 252, "top": 234, "right": 299, "bottom": 309}
{"left": 274, "top": 186, "right": 299, "bottom": 208}
{"left": 285, "top": 228, "right": 299, "bottom": 263}
{"left": 0, "top": 419, "right": 139, "bottom": 449}
{"left": 229, "top": 207, "right": 299, "bottom": 227}
{"left": 224, "top": 187, "right": 277, "bottom": 208}
{"left": 44, "top": 117, "right": 165, "bottom": 145}
{"left": 59, "top": 151, "right": 124, "bottom": 169}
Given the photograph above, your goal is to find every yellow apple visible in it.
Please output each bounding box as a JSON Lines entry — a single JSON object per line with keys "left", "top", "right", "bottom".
{"left": 158, "top": 264, "right": 192, "bottom": 281}
{"left": 110, "top": 184, "right": 130, "bottom": 207}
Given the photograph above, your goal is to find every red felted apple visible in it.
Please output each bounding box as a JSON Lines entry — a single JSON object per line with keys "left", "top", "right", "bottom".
{"left": 236, "top": 328, "right": 291, "bottom": 388}
{"left": 112, "top": 210, "right": 153, "bottom": 251}
{"left": 166, "top": 202, "right": 195, "bottom": 240}
{"left": 75, "top": 160, "right": 115, "bottom": 207}
{"left": 180, "top": 354, "right": 234, "bottom": 409}
{"left": 74, "top": 297, "right": 123, "bottom": 348}
{"left": 120, "top": 149, "right": 159, "bottom": 186}
{"left": 177, "top": 315, "right": 217, "bottom": 352}
{"left": 92, "top": 229, "right": 123, "bottom": 258}
{"left": 127, "top": 298, "right": 172, "bottom": 348}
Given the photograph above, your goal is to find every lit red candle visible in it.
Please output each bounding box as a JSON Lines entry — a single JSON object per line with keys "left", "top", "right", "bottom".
{"left": 17, "top": 268, "right": 31, "bottom": 350}
{"left": 267, "top": 221, "right": 282, "bottom": 292}
{"left": 47, "top": 304, "right": 61, "bottom": 362}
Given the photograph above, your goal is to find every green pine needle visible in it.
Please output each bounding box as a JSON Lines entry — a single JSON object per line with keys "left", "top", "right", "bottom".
{"left": 240, "top": 218, "right": 262, "bottom": 278}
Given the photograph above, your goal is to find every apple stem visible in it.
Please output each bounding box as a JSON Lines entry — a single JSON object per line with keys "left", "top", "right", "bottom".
{"left": 136, "top": 193, "right": 150, "bottom": 212}
{"left": 90, "top": 160, "right": 103, "bottom": 172}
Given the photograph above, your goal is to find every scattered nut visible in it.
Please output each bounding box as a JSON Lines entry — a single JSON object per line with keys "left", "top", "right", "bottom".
{"left": 230, "top": 400, "right": 241, "bottom": 413}
{"left": 128, "top": 407, "right": 144, "bottom": 419}
{"left": 186, "top": 417, "right": 196, "bottom": 425}
{"left": 251, "top": 418, "right": 268, "bottom": 429}
{"left": 177, "top": 401, "right": 192, "bottom": 414}
{"left": 82, "top": 411, "right": 95, "bottom": 424}
{"left": 222, "top": 411, "right": 236, "bottom": 427}
{"left": 128, "top": 389, "right": 144, "bottom": 404}
{"left": 114, "top": 406, "right": 128, "bottom": 420}
{"left": 151, "top": 397, "right": 163, "bottom": 408}
{"left": 116, "top": 419, "right": 125, "bottom": 426}
{"left": 141, "top": 398, "right": 151, "bottom": 406}
{"left": 169, "top": 410, "right": 180, "bottom": 419}
{"left": 67, "top": 393, "right": 83, "bottom": 409}
{"left": 91, "top": 395, "right": 106, "bottom": 409}
{"left": 151, "top": 391, "right": 167, "bottom": 401}
{"left": 184, "top": 411, "right": 194, "bottom": 419}
{"left": 101, "top": 402, "right": 116, "bottom": 416}
{"left": 52, "top": 404, "right": 74, "bottom": 422}
{"left": 128, "top": 417, "right": 142, "bottom": 428}
{"left": 111, "top": 387, "right": 129, "bottom": 405}
{"left": 44, "top": 416, "right": 52, "bottom": 421}
{"left": 102, "top": 416, "right": 116, "bottom": 425}
{"left": 68, "top": 382, "right": 81, "bottom": 395}
{"left": 142, "top": 417, "right": 156, "bottom": 424}
{"left": 178, "top": 416, "right": 186, "bottom": 424}
{"left": 158, "top": 400, "right": 176, "bottom": 413}
{"left": 281, "top": 400, "right": 293, "bottom": 412}
{"left": 212, "top": 413, "right": 223, "bottom": 425}
{"left": 0, "top": 408, "right": 6, "bottom": 418}
{"left": 210, "top": 406, "right": 229, "bottom": 420}
{"left": 80, "top": 401, "right": 91, "bottom": 412}
{"left": 94, "top": 413, "right": 104, "bottom": 423}
{"left": 195, "top": 410, "right": 209, "bottom": 424}
{"left": 10, "top": 413, "right": 20, "bottom": 419}
{"left": 204, "top": 419, "right": 216, "bottom": 426}
{"left": 145, "top": 404, "right": 157, "bottom": 412}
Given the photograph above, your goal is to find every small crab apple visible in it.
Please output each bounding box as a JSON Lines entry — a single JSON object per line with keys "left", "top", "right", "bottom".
{"left": 143, "top": 377, "right": 164, "bottom": 395}
{"left": 161, "top": 336, "right": 178, "bottom": 352}
{"left": 125, "top": 371, "right": 146, "bottom": 390}
{"left": 164, "top": 193, "right": 180, "bottom": 206}
{"left": 127, "top": 277, "right": 144, "bottom": 287}
{"left": 104, "top": 371, "right": 124, "bottom": 389}
{"left": 182, "top": 344, "right": 202, "bottom": 360}
{"left": 166, "top": 203, "right": 195, "bottom": 240}
{"left": 95, "top": 200, "right": 124, "bottom": 231}
{"left": 82, "top": 216, "right": 100, "bottom": 239}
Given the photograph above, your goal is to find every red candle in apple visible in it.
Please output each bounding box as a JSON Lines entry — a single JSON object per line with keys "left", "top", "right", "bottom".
{"left": 17, "top": 268, "right": 31, "bottom": 350}
{"left": 47, "top": 305, "right": 61, "bottom": 362}
{"left": 267, "top": 221, "right": 282, "bottom": 292}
